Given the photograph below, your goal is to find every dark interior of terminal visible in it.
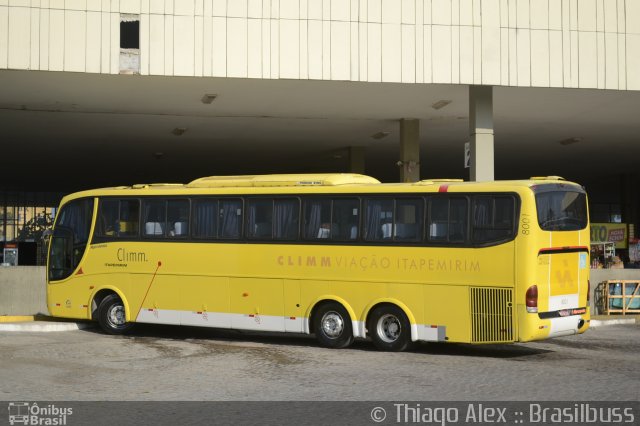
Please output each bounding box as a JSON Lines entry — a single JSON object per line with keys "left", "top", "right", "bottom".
{"left": 1, "top": 71, "right": 640, "bottom": 284}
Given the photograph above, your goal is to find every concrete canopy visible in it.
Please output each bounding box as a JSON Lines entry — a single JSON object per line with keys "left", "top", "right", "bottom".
{"left": 1, "top": 69, "right": 639, "bottom": 192}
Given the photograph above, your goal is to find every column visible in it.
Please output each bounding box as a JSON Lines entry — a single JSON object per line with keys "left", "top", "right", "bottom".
{"left": 469, "top": 86, "right": 494, "bottom": 181}
{"left": 399, "top": 119, "right": 420, "bottom": 182}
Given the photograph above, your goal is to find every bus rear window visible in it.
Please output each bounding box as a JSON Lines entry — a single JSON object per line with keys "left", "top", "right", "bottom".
{"left": 536, "top": 191, "right": 587, "bottom": 231}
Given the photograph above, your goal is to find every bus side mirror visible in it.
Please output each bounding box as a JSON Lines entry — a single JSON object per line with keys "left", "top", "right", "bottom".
{"left": 42, "top": 229, "right": 52, "bottom": 244}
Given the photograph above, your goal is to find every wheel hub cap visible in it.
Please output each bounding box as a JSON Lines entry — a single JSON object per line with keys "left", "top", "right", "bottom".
{"left": 108, "top": 305, "right": 126, "bottom": 326}
{"left": 321, "top": 312, "right": 344, "bottom": 338}
{"left": 378, "top": 314, "right": 401, "bottom": 343}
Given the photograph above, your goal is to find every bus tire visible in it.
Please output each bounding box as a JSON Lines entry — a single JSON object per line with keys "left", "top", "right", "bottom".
{"left": 98, "top": 294, "right": 134, "bottom": 335}
{"left": 313, "top": 303, "right": 354, "bottom": 349}
{"left": 368, "top": 305, "right": 412, "bottom": 352}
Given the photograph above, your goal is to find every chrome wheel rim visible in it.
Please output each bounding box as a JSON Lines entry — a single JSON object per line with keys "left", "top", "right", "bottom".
{"left": 107, "top": 304, "right": 126, "bottom": 328}
{"left": 321, "top": 311, "right": 344, "bottom": 338}
{"left": 377, "top": 314, "right": 401, "bottom": 343}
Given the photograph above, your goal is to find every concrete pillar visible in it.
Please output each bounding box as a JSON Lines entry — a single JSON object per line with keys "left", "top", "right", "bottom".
{"left": 348, "top": 146, "right": 366, "bottom": 174}
{"left": 469, "top": 86, "right": 494, "bottom": 181}
{"left": 399, "top": 119, "right": 420, "bottom": 182}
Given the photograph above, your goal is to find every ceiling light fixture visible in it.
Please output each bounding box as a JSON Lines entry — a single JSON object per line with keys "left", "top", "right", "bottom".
{"left": 371, "top": 131, "right": 390, "bottom": 140}
{"left": 559, "top": 137, "right": 582, "bottom": 146}
{"left": 172, "top": 127, "right": 187, "bottom": 136}
{"left": 201, "top": 94, "right": 218, "bottom": 104}
{"left": 431, "top": 99, "right": 452, "bottom": 110}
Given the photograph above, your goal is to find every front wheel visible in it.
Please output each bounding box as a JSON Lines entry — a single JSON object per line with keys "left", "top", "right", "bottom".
{"left": 313, "top": 303, "right": 354, "bottom": 349}
{"left": 368, "top": 305, "right": 412, "bottom": 352}
{"left": 98, "top": 294, "right": 134, "bottom": 335}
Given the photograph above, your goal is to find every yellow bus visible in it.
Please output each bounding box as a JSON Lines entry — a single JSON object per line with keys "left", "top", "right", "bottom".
{"left": 47, "top": 174, "right": 590, "bottom": 351}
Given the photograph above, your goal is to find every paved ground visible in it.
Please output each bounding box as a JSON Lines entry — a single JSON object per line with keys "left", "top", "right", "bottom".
{"left": 0, "top": 322, "right": 638, "bottom": 401}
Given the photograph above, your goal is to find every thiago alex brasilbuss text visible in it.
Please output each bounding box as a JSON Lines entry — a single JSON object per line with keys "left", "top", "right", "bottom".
{"left": 392, "top": 403, "right": 635, "bottom": 425}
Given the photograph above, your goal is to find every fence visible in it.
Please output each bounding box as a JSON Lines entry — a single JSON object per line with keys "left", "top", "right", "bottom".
{"left": 595, "top": 280, "right": 640, "bottom": 315}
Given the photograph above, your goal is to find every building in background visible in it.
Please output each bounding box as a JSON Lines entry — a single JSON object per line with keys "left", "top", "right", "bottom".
{"left": 1, "top": 0, "right": 640, "bottom": 265}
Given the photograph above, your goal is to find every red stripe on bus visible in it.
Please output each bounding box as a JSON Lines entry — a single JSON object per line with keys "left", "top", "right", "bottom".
{"left": 289, "top": 317, "right": 296, "bottom": 320}
{"left": 438, "top": 185, "right": 449, "bottom": 193}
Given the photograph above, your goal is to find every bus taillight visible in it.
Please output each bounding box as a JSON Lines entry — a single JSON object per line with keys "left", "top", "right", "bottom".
{"left": 526, "top": 285, "right": 538, "bottom": 313}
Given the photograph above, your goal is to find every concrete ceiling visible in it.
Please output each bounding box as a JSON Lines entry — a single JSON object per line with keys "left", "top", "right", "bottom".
{"left": 1, "top": 69, "right": 639, "bottom": 193}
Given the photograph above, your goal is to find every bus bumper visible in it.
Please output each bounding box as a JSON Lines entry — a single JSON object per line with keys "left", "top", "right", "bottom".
{"left": 517, "top": 305, "right": 590, "bottom": 342}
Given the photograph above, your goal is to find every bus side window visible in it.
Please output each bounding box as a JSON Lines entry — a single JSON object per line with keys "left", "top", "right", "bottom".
{"left": 428, "top": 198, "right": 449, "bottom": 241}
{"left": 428, "top": 197, "right": 468, "bottom": 243}
{"left": 273, "top": 198, "right": 299, "bottom": 240}
{"left": 219, "top": 199, "right": 242, "bottom": 239}
{"left": 119, "top": 199, "right": 139, "bottom": 237}
{"left": 364, "top": 198, "right": 393, "bottom": 241}
{"left": 449, "top": 198, "right": 468, "bottom": 242}
{"left": 472, "top": 196, "right": 515, "bottom": 243}
{"left": 97, "top": 199, "right": 119, "bottom": 237}
{"left": 303, "top": 199, "right": 331, "bottom": 240}
{"left": 394, "top": 198, "right": 423, "bottom": 242}
{"left": 143, "top": 200, "right": 166, "bottom": 237}
{"left": 246, "top": 199, "right": 273, "bottom": 239}
{"left": 332, "top": 199, "right": 359, "bottom": 240}
{"left": 167, "top": 199, "right": 189, "bottom": 237}
{"left": 193, "top": 199, "right": 218, "bottom": 238}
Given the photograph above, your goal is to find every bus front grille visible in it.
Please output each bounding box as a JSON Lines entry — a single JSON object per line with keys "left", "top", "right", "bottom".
{"left": 470, "top": 287, "right": 514, "bottom": 343}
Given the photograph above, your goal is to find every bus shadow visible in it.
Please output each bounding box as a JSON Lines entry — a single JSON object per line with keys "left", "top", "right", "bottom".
{"left": 409, "top": 342, "right": 553, "bottom": 358}
{"left": 83, "top": 324, "right": 553, "bottom": 358}
{"left": 83, "top": 323, "right": 321, "bottom": 349}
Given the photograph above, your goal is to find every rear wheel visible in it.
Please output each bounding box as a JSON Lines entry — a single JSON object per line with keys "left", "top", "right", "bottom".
{"left": 313, "top": 303, "right": 354, "bottom": 349}
{"left": 98, "top": 294, "right": 134, "bottom": 335}
{"left": 368, "top": 305, "right": 412, "bottom": 352}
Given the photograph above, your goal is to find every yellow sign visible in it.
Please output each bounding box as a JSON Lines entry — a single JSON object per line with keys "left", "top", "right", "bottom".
{"left": 590, "top": 223, "right": 628, "bottom": 249}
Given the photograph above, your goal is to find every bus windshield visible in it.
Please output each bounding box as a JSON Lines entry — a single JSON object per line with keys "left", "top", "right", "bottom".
{"left": 48, "top": 199, "right": 93, "bottom": 281}
{"left": 535, "top": 190, "right": 587, "bottom": 231}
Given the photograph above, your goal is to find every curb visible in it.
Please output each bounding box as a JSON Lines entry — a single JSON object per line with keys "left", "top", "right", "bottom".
{"left": 0, "top": 315, "right": 38, "bottom": 323}
{"left": 590, "top": 318, "right": 637, "bottom": 327}
{"left": 0, "top": 321, "right": 95, "bottom": 332}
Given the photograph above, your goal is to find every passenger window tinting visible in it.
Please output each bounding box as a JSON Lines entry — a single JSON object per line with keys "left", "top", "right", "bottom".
{"left": 364, "top": 198, "right": 423, "bottom": 242}
{"left": 428, "top": 197, "right": 468, "bottom": 243}
{"left": 97, "top": 199, "right": 118, "bottom": 237}
{"left": 472, "top": 196, "right": 515, "bottom": 243}
{"left": 247, "top": 199, "right": 273, "bottom": 239}
{"left": 304, "top": 199, "right": 332, "bottom": 239}
{"left": 193, "top": 199, "right": 218, "bottom": 238}
{"left": 167, "top": 199, "right": 189, "bottom": 237}
{"left": 274, "top": 199, "right": 299, "bottom": 240}
{"left": 96, "top": 199, "right": 139, "bottom": 238}
{"left": 333, "top": 199, "right": 359, "bottom": 240}
{"left": 119, "top": 200, "right": 140, "bottom": 237}
{"left": 219, "top": 199, "right": 242, "bottom": 239}
{"left": 536, "top": 191, "right": 587, "bottom": 231}
{"left": 304, "top": 198, "right": 359, "bottom": 241}
{"left": 364, "top": 199, "right": 394, "bottom": 241}
{"left": 247, "top": 198, "right": 300, "bottom": 240}
{"left": 143, "top": 200, "right": 166, "bottom": 237}
{"left": 395, "top": 198, "right": 424, "bottom": 241}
